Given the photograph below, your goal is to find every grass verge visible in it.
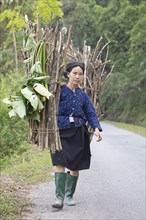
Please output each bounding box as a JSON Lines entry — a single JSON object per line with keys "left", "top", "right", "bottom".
{"left": 0, "top": 179, "right": 29, "bottom": 220}
{"left": 0, "top": 145, "right": 53, "bottom": 220}
{"left": 105, "top": 120, "right": 146, "bottom": 137}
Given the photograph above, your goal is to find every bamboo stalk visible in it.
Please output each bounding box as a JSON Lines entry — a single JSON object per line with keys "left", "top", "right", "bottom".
{"left": 12, "top": 30, "right": 18, "bottom": 73}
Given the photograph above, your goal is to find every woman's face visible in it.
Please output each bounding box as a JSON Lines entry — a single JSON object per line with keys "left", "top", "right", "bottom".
{"left": 67, "top": 66, "right": 84, "bottom": 86}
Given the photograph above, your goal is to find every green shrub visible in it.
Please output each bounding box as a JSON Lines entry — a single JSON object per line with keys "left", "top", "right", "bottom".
{"left": 0, "top": 101, "right": 29, "bottom": 159}
{"left": 0, "top": 71, "right": 30, "bottom": 165}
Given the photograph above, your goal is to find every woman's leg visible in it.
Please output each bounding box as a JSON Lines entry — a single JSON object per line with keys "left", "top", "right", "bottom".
{"left": 70, "top": 170, "right": 79, "bottom": 176}
{"left": 54, "top": 165, "right": 65, "bottom": 173}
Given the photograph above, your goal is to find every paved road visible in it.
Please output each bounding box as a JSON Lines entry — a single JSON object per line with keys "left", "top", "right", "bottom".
{"left": 24, "top": 122, "right": 146, "bottom": 220}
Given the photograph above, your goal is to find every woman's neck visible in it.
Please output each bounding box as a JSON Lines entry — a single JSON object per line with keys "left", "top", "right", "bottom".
{"left": 67, "top": 82, "right": 78, "bottom": 92}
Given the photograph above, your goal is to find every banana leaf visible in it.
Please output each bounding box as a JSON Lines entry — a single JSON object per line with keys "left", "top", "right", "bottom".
{"left": 22, "top": 76, "right": 49, "bottom": 88}
{"left": 30, "top": 61, "right": 42, "bottom": 74}
{"left": 33, "top": 83, "right": 53, "bottom": 100}
{"left": 24, "top": 34, "right": 36, "bottom": 52}
{"left": 3, "top": 96, "right": 26, "bottom": 118}
{"left": 9, "top": 109, "right": 17, "bottom": 117}
{"left": 21, "top": 86, "right": 43, "bottom": 110}
{"left": 11, "top": 96, "right": 26, "bottom": 118}
{"left": 32, "top": 111, "right": 41, "bottom": 121}
{"left": 3, "top": 98, "right": 11, "bottom": 105}
{"left": 28, "top": 75, "right": 50, "bottom": 82}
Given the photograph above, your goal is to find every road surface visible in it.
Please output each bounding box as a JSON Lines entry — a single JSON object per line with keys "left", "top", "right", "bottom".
{"left": 23, "top": 122, "right": 146, "bottom": 220}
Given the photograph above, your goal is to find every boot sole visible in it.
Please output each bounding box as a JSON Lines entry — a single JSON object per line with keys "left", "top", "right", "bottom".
{"left": 65, "top": 203, "right": 76, "bottom": 206}
{"left": 52, "top": 204, "right": 63, "bottom": 209}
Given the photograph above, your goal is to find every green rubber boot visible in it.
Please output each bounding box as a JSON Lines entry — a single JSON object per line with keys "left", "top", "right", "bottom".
{"left": 52, "top": 172, "right": 67, "bottom": 209}
{"left": 65, "top": 172, "right": 78, "bottom": 206}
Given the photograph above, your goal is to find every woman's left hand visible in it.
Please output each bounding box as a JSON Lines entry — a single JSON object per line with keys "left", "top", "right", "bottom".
{"left": 94, "top": 128, "right": 102, "bottom": 142}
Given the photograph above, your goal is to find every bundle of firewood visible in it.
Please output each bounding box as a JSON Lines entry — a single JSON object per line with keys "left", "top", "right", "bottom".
{"left": 22, "top": 17, "right": 113, "bottom": 152}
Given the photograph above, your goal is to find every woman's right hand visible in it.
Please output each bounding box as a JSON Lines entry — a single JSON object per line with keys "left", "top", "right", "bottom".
{"left": 94, "top": 128, "right": 102, "bottom": 142}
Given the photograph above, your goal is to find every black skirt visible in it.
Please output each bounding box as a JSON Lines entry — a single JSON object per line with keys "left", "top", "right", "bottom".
{"left": 50, "top": 124, "right": 91, "bottom": 171}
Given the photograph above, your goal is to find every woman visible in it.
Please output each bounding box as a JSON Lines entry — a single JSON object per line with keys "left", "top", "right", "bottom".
{"left": 51, "top": 61, "right": 102, "bottom": 209}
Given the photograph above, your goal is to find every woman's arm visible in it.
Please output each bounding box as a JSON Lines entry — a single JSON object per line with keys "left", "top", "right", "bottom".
{"left": 83, "top": 92, "right": 102, "bottom": 132}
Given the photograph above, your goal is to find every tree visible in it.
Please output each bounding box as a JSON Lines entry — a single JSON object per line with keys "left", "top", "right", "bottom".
{"left": 61, "top": 0, "right": 100, "bottom": 48}
{"left": 95, "top": 0, "right": 110, "bottom": 7}
{"left": 97, "top": 0, "right": 146, "bottom": 125}
{"left": 60, "top": 0, "right": 146, "bottom": 125}
{"left": 0, "top": 0, "right": 63, "bottom": 74}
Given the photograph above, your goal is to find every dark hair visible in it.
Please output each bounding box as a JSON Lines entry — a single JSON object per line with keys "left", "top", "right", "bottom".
{"left": 63, "top": 70, "right": 68, "bottom": 78}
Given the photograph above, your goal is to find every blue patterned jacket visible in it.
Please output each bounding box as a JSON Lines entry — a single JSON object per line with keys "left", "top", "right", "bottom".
{"left": 58, "top": 85, "right": 102, "bottom": 131}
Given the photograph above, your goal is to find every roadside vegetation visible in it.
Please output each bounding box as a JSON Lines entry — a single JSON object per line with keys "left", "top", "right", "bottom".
{"left": 1, "top": 71, "right": 53, "bottom": 219}
{"left": 0, "top": 145, "right": 53, "bottom": 220}
{"left": 0, "top": 179, "right": 29, "bottom": 220}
